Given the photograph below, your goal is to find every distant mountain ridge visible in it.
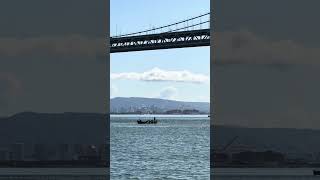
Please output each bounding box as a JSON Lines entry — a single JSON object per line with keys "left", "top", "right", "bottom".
{"left": 110, "top": 97, "right": 209, "bottom": 114}
{"left": 0, "top": 112, "right": 106, "bottom": 145}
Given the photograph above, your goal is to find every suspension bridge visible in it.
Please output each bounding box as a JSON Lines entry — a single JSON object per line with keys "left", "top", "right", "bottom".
{"left": 110, "top": 13, "right": 210, "bottom": 53}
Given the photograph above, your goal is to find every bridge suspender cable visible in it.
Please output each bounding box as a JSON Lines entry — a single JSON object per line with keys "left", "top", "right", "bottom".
{"left": 112, "top": 12, "right": 210, "bottom": 38}
{"left": 168, "top": 20, "right": 210, "bottom": 33}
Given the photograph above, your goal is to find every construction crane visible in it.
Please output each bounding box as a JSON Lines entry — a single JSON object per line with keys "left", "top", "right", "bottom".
{"left": 222, "top": 136, "right": 239, "bottom": 151}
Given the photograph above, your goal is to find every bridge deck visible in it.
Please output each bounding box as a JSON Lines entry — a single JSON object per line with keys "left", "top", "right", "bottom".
{"left": 110, "top": 29, "right": 210, "bottom": 53}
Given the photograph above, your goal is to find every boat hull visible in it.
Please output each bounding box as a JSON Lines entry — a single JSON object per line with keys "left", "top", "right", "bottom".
{"left": 137, "top": 120, "right": 157, "bottom": 124}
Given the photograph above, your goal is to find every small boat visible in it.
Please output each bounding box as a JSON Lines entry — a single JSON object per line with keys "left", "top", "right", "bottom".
{"left": 137, "top": 117, "right": 158, "bottom": 124}
{"left": 313, "top": 170, "right": 320, "bottom": 176}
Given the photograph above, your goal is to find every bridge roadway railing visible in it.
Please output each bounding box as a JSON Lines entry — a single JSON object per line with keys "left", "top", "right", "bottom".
{"left": 110, "top": 29, "right": 210, "bottom": 53}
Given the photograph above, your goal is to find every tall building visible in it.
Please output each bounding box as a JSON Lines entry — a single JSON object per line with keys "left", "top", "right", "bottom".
{"left": 33, "top": 144, "right": 47, "bottom": 161}
{"left": 58, "top": 144, "right": 70, "bottom": 160}
{"left": 11, "top": 143, "right": 24, "bottom": 161}
{"left": 98, "top": 144, "right": 107, "bottom": 161}
{"left": 72, "top": 144, "right": 82, "bottom": 160}
{"left": 0, "top": 148, "right": 10, "bottom": 161}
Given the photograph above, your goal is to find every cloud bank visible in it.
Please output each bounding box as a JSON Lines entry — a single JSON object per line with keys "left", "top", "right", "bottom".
{"left": 0, "top": 35, "right": 105, "bottom": 58}
{"left": 111, "top": 68, "right": 209, "bottom": 84}
{"left": 215, "top": 30, "right": 320, "bottom": 65}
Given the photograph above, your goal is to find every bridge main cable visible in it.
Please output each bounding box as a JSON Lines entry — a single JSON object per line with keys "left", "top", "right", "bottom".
{"left": 112, "top": 12, "right": 210, "bottom": 38}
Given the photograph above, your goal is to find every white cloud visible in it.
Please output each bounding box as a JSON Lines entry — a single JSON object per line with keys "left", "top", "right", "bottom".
{"left": 111, "top": 67, "right": 209, "bottom": 84}
{"left": 158, "top": 86, "right": 178, "bottom": 100}
{"left": 110, "top": 84, "right": 118, "bottom": 98}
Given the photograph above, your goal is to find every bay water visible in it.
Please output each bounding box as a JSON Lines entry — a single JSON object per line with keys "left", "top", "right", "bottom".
{"left": 110, "top": 115, "right": 210, "bottom": 179}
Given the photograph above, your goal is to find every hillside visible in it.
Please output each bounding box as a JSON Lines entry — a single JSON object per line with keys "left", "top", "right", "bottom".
{"left": 110, "top": 97, "right": 210, "bottom": 114}
{"left": 0, "top": 112, "right": 107, "bottom": 145}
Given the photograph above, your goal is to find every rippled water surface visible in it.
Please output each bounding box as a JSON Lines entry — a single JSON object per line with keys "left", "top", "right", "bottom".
{"left": 110, "top": 115, "right": 210, "bottom": 179}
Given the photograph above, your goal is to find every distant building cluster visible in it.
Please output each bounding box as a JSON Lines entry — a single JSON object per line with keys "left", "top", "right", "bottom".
{"left": 111, "top": 104, "right": 204, "bottom": 114}
{"left": 213, "top": 150, "right": 285, "bottom": 167}
{"left": 213, "top": 145, "right": 320, "bottom": 167}
{"left": 111, "top": 104, "right": 165, "bottom": 114}
{"left": 165, "top": 109, "right": 201, "bottom": 114}
{"left": 0, "top": 143, "right": 107, "bottom": 162}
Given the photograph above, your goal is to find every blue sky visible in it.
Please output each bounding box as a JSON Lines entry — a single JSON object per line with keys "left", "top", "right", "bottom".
{"left": 110, "top": 0, "right": 210, "bottom": 102}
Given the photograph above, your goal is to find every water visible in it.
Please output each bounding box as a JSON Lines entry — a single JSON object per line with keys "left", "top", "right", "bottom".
{"left": 110, "top": 115, "right": 319, "bottom": 179}
{"left": 110, "top": 115, "right": 210, "bottom": 179}
{"left": 0, "top": 168, "right": 108, "bottom": 179}
{"left": 212, "top": 168, "right": 320, "bottom": 180}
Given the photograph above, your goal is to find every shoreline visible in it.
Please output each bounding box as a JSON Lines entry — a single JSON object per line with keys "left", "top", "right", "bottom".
{"left": 110, "top": 114, "right": 209, "bottom": 117}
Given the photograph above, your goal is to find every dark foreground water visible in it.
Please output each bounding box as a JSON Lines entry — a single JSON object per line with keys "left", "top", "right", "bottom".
{"left": 212, "top": 168, "right": 320, "bottom": 180}
{"left": 110, "top": 115, "right": 210, "bottom": 179}
{"left": 0, "top": 168, "right": 107, "bottom": 179}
